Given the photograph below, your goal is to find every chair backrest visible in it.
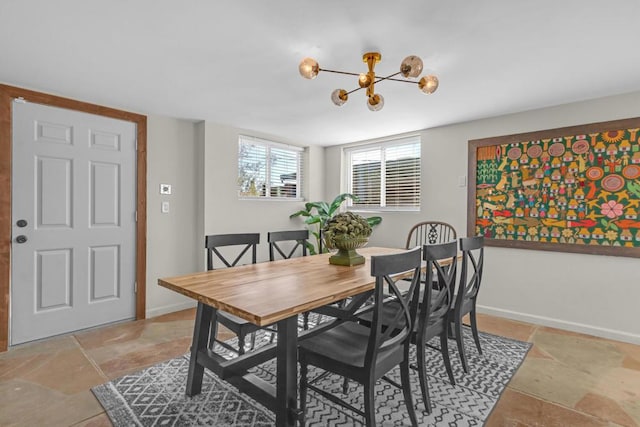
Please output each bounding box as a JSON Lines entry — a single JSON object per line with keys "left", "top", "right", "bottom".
{"left": 267, "top": 229, "right": 309, "bottom": 261}
{"left": 405, "top": 221, "right": 457, "bottom": 248}
{"left": 365, "top": 248, "right": 422, "bottom": 368}
{"left": 417, "top": 241, "right": 458, "bottom": 331}
{"left": 454, "top": 236, "right": 484, "bottom": 313}
{"left": 204, "top": 233, "right": 260, "bottom": 270}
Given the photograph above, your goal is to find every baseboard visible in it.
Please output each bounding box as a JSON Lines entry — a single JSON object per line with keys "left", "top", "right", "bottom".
{"left": 145, "top": 301, "right": 640, "bottom": 344}
{"left": 477, "top": 305, "right": 640, "bottom": 345}
{"left": 146, "top": 301, "right": 197, "bottom": 319}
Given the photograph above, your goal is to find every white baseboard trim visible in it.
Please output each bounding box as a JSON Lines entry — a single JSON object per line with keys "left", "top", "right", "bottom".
{"left": 145, "top": 302, "right": 640, "bottom": 344}
{"left": 477, "top": 305, "right": 640, "bottom": 345}
{"left": 146, "top": 301, "right": 197, "bottom": 319}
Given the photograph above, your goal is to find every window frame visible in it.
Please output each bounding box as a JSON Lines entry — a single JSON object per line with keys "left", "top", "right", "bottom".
{"left": 237, "top": 135, "right": 304, "bottom": 201}
{"left": 344, "top": 135, "right": 421, "bottom": 212}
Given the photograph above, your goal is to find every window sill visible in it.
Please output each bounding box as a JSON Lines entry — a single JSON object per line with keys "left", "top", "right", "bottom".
{"left": 349, "top": 207, "right": 420, "bottom": 213}
{"left": 238, "top": 197, "right": 304, "bottom": 202}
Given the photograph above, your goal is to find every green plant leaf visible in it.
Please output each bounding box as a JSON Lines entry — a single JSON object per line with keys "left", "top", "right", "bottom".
{"left": 290, "top": 193, "right": 379, "bottom": 255}
{"left": 366, "top": 216, "right": 382, "bottom": 227}
{"left": 303, "top": 240, "right": 317, "bottom": 255}
{"left": 303, "top": 201, "right": 327, "bottom": 214}
{"left": 328, "top": 193, "right": 357, "bottom": 214}
{"left": 289, "top": 210, "right": 310, "bottom": 219}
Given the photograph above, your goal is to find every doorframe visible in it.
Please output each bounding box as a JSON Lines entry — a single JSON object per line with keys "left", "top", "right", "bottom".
{"left": 0, "top": 84, "right": 147, "bottom": 351}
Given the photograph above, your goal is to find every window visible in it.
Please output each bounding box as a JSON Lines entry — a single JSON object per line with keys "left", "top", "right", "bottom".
{"left": 238, "top": 135, "right": 303, "bottom": 199}
{"left": 345, "top": 136, "right": 421, "bottom": 210}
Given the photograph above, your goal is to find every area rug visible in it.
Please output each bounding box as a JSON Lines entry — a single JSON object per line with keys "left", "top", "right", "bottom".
{"left": 92, "top": 322, "right": 531, "bottom": 426}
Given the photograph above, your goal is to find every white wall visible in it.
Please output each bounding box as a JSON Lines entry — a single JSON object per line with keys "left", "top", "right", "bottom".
{"left": 145, "top": 118, "right": 323, "bottom": 315}
{"left": 146, "top": 93, "right": 639, "bottom": 344}
{"left": 326, "top": 91, "right": 640, "bottom": 344}
{"left": 201, "top": 122, "right": 323, "bottom": 263}
{"left": 145, "top": 115, "right": 201, "bottom": 316}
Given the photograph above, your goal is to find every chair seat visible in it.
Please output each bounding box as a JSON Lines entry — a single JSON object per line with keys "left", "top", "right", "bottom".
{"left": 299, "top": 321, "right": 403, "bottom": 370}
{"left": 449, "top": 298, "right": 474, "bottom": 316}
{"left": 358, "top": 302, "right": 447, "bottom": 352}
{"left": 357, "top": 301, "right": 404, "bottom": 327}
{"left": 358, "top": 300, "right": 446, "bottom": 338}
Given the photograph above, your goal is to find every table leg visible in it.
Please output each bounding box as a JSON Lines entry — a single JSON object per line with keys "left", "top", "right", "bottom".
{"left": 276, "top": 316, "right": 298, "bottom": 427}
{"left": 186, "top": 302, "right": 212, "bottom": 396}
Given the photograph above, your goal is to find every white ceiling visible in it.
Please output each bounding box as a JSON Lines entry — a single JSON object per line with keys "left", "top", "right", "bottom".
{"left": 1, "top": 0, "right": 640, "bottom": 146}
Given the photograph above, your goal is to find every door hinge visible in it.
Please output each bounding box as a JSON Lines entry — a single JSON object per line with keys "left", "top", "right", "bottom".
{"left": 135, "top": 211, "right": 138, "bottom": 222}
{"left": 134, "top": 282, "right": 138, "bottom": 293}
{"left": 135, "top": 137, "right": 138, "bottom": 151}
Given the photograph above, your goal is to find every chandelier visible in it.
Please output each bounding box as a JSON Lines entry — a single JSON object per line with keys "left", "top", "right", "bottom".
{"left": 298, "top": 52, "right": 439, "bottom": 112}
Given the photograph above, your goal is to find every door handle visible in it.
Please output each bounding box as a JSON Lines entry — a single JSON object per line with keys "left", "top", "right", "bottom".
{"left": 15, "top": 235, "right": 27, "bottom": 244}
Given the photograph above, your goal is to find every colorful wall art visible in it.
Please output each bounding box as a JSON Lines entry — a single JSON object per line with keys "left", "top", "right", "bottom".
{"left": 467, "top": 118, "right": 640, "bottom": 258}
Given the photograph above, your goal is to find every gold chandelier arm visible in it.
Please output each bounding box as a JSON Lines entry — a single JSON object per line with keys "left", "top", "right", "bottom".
{"left": 372, "top": 72, "right": 418, "bottom": 85}
{"left": 318, "top": 68, "right": 361, "bottom": 77}
{"left": 343, "top": 71, "right": 418, "bottom": 96}
{"left": 346, "top": 86, "right": 365, "bottom": 95}
{"left": 319, "top": 69, "right": 418, "bottom": 85}
{"left": 377, "top": 77, "right": 419, "bottom": 84}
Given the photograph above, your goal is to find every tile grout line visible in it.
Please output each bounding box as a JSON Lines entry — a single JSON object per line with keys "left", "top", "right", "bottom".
{"left": 504, "top": 387, "right": 616, "bottom": 426}
{"left": 72, "top": 335, "right": 110, "bottom": 382}
{"left": 507, "top": 324, "right": 629, "bottom": 426}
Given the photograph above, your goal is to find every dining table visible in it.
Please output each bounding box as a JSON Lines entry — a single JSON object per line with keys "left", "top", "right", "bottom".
{"left": 158, "top": 246, "right": 407, "bottom": 427}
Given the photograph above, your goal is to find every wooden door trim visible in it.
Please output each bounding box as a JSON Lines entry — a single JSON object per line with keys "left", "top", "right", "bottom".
{"left": 0, "top": 84, "right": 147, "bottom": 351}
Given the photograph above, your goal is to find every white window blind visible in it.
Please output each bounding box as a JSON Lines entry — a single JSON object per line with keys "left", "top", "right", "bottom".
{"left": 238, "top": 136, "right": 304, "bottom": 199}
{"left": 346, "top": 136, "right": 421, "bottom": 209}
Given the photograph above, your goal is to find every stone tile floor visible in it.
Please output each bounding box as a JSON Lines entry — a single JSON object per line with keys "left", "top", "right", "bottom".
{"left": 0, "top": 309, "right": 638, "bottom": 426}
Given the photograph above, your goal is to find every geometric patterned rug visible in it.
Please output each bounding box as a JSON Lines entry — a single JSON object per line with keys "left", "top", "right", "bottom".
{"left": 92, "top": 319, "right": 531, "bottom": 426}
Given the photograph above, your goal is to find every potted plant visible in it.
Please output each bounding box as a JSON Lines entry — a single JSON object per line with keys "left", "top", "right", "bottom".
{"left": 323, "top": 211, "right": 372, "bottom": 266}
{"left": 290, "top": 193, "right": 381, "bottom": 255}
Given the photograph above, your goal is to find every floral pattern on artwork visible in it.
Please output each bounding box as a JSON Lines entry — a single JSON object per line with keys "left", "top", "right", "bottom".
{"left": 475, "top": 128, "right": 640, "bottom": 247}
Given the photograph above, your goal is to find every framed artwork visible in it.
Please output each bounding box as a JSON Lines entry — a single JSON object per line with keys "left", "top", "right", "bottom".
{"left": 467, "top": 117, "right": 640, "bottom": 258}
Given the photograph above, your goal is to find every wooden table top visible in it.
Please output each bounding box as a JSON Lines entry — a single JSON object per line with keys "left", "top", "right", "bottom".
{"left": 158, "top": 246, "right": 406, "bottom": 326}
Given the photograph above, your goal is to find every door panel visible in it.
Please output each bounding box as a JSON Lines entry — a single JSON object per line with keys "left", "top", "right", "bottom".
{"left": 38, "top": 156, "right": 73, "bottom": 227}
{"left": 91, "top": 162, "right": 120, "bottom": 226}
{"left": 11, "top": 101, "right": 137, "bottom": 345}
{"left": 90, "top": 245, "right": 120, "bottom": 301}
{"left": 36, "top": 249, "right": 72, "bottom": 310}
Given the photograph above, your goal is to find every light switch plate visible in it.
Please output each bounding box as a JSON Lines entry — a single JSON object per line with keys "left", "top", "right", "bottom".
{"left": 160, "top": 184, "right": 172, "bottom": 195}
{"left": 161, "top": 201, "right": 170, "bottom": 213}
{"left": 458, "top": 175, "right": 467, "bottom": 187}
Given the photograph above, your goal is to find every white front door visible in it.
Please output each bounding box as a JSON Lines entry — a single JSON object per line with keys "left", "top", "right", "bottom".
{"left": 10, "top": 100, "right": 137, "bottom": 345}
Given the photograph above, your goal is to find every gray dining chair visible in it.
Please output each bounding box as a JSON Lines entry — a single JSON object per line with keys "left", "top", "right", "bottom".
{"left": 449, "top": 236, "right": 485, "bottom": 373}
{"left": 267, "top": 229, "right": 312, "bottom": 329}
{"left": 205, "top": 233, "right": 275, "bottom": 355}
{"left": 405, "top": 221, "right": 457, "bottom": 248}
{"left": 267, "top": 229, "right": 308, "bottom": 260}
{"left": 357, "top": 241, "right": 458, "bottom": 413}
{"left": 298, "top": 247, "right": 422, "bottom": 426}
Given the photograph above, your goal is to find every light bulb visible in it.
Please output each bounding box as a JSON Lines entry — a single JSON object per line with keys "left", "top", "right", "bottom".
{"left": 400, "top": 55, "right": 423, "bottom": 78}
{"left": 358, "top": 73, "right": 372, "bottom": 88}
{"left": 331, "top": 89, "right": 348, "bottom": 106}
{"left": 418, "top": 75, "right": 439, "bottom": 94}
{"left": 367, "top": 94, "right": 384, "bottom": 112}
{"left": 298, "top": 57, "right": 319, "bottom": 79}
